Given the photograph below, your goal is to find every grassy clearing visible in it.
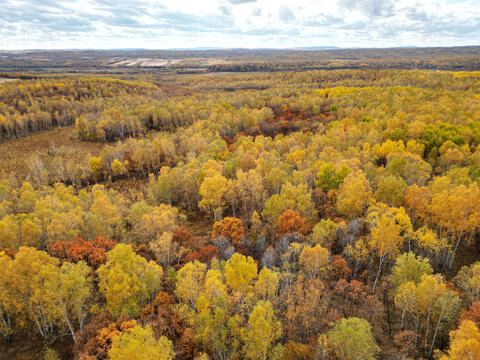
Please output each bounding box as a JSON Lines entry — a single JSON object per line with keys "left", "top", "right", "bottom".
{"left": 0, "top": 125, "right": 103, "bottom": 183}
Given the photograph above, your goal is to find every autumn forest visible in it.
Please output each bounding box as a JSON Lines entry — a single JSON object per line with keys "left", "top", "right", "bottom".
{"left": 1, "top": 48, "right": 480, "bottom": 360}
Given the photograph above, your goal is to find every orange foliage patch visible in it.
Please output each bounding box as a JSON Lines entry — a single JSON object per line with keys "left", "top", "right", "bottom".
{"left": 48, "top": 236, "right": 117, "bottom": 268}
{"left": 277, "top": 210, "right": 309, "bottom": 235}
{"left": 211, "top": 217, "right": 245, "bottom": 245}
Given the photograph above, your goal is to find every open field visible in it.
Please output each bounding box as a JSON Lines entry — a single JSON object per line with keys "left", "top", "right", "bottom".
{"left": 0, "top": 126, "right": 103, "bottom": 183}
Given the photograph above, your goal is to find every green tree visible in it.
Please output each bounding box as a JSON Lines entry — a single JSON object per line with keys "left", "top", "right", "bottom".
{"left": 327, "top": 317, "right": 380, "bottom": 360}
{"left": 390, "top": 252, "right": 433, "bottom": 291}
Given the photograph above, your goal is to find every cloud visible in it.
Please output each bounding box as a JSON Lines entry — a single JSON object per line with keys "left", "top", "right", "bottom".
{"left": 219, "top": 5, "right": 232, "bottom": 16}
{"left": 0, "top": 0, "right": 479, "bottom": 49}
{"left": 252, "top": 7, "right": 262, "bottom": 16}
{"left": 338, "top": 0, "right": 395, "bottom": 17}
{"left": 279, "top": 6, "right": 295, "bottom": 22}
{"left": 227, "top": 0, "right": 257, "bottom": 4}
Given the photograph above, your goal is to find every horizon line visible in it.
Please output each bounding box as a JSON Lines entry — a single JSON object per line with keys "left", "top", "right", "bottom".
{"left": 2, "top": 45, "right": 480, "bottom": 52}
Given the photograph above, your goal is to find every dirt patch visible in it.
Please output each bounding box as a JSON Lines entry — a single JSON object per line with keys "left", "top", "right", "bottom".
{"left": 0, "top": 332, "right": 73, "bottom": 360}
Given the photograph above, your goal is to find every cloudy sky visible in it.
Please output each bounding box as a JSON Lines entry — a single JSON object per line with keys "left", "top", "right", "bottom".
{"left": 0, "top": 0, "right": 479, "bottom": 49}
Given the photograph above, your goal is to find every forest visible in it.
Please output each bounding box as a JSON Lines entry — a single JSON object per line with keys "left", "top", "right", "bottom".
{"left": 1, "top": 57, "right": 480, "bottom": 360}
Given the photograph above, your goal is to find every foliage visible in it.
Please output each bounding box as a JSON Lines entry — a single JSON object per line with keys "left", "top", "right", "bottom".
{"left": 109, "top": 324, "right": 175, "bottom": 360}
{"left": 97, "top": 244, "right": 162, "bottom": 318}
{"left": 327, "top": 317, "right": 380, "bottom": 360}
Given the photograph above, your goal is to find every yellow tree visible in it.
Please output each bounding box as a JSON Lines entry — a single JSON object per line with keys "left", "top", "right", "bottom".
{"left": 298, "top": 245, "right": 330, "bottom": 279}
{"left": 0, "top": 252, "right": 14, "bottom": 340}
{"left": 242, "top": 300, "right": 282, "bottom": 360}
{"left": 367, "top": 203, "right": 412, "bottom": 291}
{"left": 88, "top": 190, "right": 123, "bottom": 239}
{"left": 254, "top": 267, "right": 280, "bottom": 304}
{"left": 135, "top": 204, "right": 180, "bottom": 242}
{"left": 109, "top": 324, "right": 175, "bottom": 360}
{"left": 199, "top": 172, "right": 228, "bottom": 221}
{"left": 235, "top": 169, "right": 266, "bottom": 222}
{"left": 439, "top": 320, "right": 480, "bottom": 360}
{"left": 9, "top": 247, "right": 59, "bottom": 338}
{"left": 455, "top": 262, "right": 480, "bottom": 304}
{"left": 394, "top": 274, "right": 461, "bottom": 357}
{"left": 175, "top": 260, "right": 207, "bottom": 308}
{"left": 336, "top": 171, "right": 372, "bottom": 219}
{"left": 394, "top": 281, "right": 418, "bottom": 331}
{"left": 203, "top": 267, "right": 228, "bottom": 304}
{"left": 97, "top": 244, "right": 162, "bottom": 318}
{"left": 224, "top": 253, "right": 258, "bottom": 297}
{"left": 262, "top": 182, "right": 316, "bottom": 232}
{"left": 310, "top": 219, "right": 338, "bottom": 249}
{"left": 373, "top": 175, "right": 407, "bottom": 207}
{"left": 194, "top": 295, "right": 242, "bottom": 360}
{"left": 150, "top": 232, "right": 186, "bottom": 268}
{"left": 390, "top": 252, "right": 433, "bottom": 292}
{"left": 33, "top": 261, "right": 92, "bottom": 341}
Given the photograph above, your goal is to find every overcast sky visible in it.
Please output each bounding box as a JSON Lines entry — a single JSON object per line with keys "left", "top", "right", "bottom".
{"left": 0, "top": 0, "right": 479, "bottom": 50}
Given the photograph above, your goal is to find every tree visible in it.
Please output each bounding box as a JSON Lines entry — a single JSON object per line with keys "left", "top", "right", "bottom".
{"left": 283, "top": 277, "right": 330, "bottom": 343}
{"left": 336, "top": 171, "right": 372, "bottom": 219}
{"left": 194, "top": 295, "right": 242, "bottom": 360}
{"left": 175, "top": 260, "right": 207, "bottom": 308}
{"left": 97, "top": 244, "right": 162, "bottom": 318}
{"left": 224, "top": 253, "right": 258, "bottom": 296}
{"left": 331, "top": 279, "right": 383, "bottom": 324}
{"left": 459, "top": 302, "right": 480, "bottom": 329}
{"left": 439, "top": 320, "right": 480, "bottom": 360}
{"left": 35, "top": 261, "right": 92, "bottom": 341}
{"left": 367, "top": 203, "right": 412, "bottom": 291}
{"left": 0, "top": 252, "right": 13, "bottom": 340}
{"left": 199, "top": 173, "right": 228, "bottom": 221}
{"left": 277, "top": 210, "right": 308, "bottom": 235}
{"left": 390, "top": 252, "right": 433, "bottom": 291}
{"left": 88, "top": 189, "right": 123, "bottom": 239}
{"left": 235, "top": 169, "right": 267, "bottom": 222}
{"left": 242, "top": 300, "right": 282, "bottom": 360}
{"left": 327, "top": 317, "right": 380, "bottom": 360}
{"left": 374, "top": 175, "right": 407, "bottom": 207}
{"left": 316, "top": 162, "right": 350, "bottom": 192}
{"left": 299, "top": 245, "right": 330, "bottom": 279}
{"left": 211, "top": 217, "right": 245, "bottom": 246}
{"left": 111, "top": 159, "right": 127, "bottom": 179}
{"left": 311, "top": 219, "right": 338, "bottom": 249}
{"left": 109, "top": 324, "right": 175, "bottom": 360}
{"left": 254, "top": 267, "right": 280, "bottom": 304}
{"left": 135, "top": 204, "right": 180, "bottom": 242}
{"left": 9, "top": 247, "right": 59, "bottom": 338}
{"left": 47, "top": 237, "right": 117, "bottom": 268}
{"left": 455, "top": 262, "right": 480, "bottom": 304}
{"left": 150, "top": 232, "right": 186, "bottom": 268}
{"left": 262, "top": 182, "right": 316, "bottom": 229}
{"left": 394, "top": 274, "right": 461, "bottom": 357}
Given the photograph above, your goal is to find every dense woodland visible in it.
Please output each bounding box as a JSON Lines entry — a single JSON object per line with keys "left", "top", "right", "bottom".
{"left": 1, "top": 65, "right": 480, "bottom": 360}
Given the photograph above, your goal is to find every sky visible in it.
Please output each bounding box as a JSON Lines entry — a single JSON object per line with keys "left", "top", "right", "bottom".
{"left": 0, "top": 0, "right": 479, "bottom": 50}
